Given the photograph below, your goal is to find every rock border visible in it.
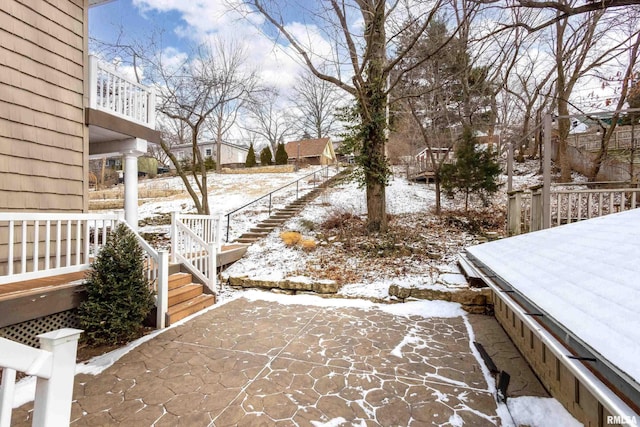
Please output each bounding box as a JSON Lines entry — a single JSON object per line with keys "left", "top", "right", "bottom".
{"left": 226, "top": 276, "right": 491, "bottom": 314}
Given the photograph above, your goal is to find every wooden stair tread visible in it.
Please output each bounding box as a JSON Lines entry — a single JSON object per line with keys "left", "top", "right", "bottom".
{"left": 168, "top": 272, "right": 192, "bottom": 289}
{"left": 167, "top": 294, "right": 215, "bottom": 325}
{"left": 168, "top": 283, "right": 204, "bottom": 306}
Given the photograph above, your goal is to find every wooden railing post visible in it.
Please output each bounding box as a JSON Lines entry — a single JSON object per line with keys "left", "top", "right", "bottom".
{"left": 530, "top": 186, "right": 544, "bottom": 232}
{"left": 507, "top": 190, "right": 522, "bottom": 236}
{"left": 32, "top": 328, "right": 82, "bottom": 427}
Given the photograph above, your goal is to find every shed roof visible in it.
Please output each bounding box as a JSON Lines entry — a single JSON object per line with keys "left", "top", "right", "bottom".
{"left": 285, "top": 138, "right": 332, "bottom": 159}
{"left": 466, "top": 209, "right": 640, "bottom": 386}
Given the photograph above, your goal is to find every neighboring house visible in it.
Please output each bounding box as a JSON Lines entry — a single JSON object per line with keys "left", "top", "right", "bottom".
{"left": 285, "top": 137, "right": 337, "bottom": 165}
{"left": 462, "top": 210, "right": 640, "bottom": 425}
{"left": 169, "top": 140, "right": 249, "bottom": 166}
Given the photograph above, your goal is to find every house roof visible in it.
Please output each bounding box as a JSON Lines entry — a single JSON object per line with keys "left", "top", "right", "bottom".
{"left": 285, "top": 138, "right": 332, "bottom": 159}
{"left": 169, "top": 141, "right": 249, "bottom": 152}
{"left": 466, "top": 209, "right": 640, "bottom": 389}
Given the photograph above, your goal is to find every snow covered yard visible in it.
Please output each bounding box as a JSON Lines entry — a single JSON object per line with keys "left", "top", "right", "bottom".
{"left": 222, "top": 173, "right": 505, "bottom": 302}
{"left": 17, "top": 163, "right": 582, "bottom": 426}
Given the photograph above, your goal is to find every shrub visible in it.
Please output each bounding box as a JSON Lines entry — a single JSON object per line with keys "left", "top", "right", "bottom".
{"left": 245, "top": 144, "right": 257, "bottom": 167}
{"left": 78, "top": 223, "right": 155, "bottom": 346}
{"left": 275, "top": 143, "right": 289, "bottom": 165}
{"left": 260, "top": 146, "right": 273, "bottom": 166}
{"left": 281, "top": 231, "right": 303, "bottom": 246}
{"left": 204, "top": 156, "right": 216, "bottom": 170}
{"left": 321, "top": 210, "right": 359, "bottom": 230}
{"left": 300, "top": 238, "right": 317, "bottom": 252}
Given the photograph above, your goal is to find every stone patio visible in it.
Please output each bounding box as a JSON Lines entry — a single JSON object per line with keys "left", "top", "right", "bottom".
{"left": 11, "top": 294, "right": 546, "bottom": 426}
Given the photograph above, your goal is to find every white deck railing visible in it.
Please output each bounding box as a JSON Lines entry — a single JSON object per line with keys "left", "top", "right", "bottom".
{"left": 0, "top": 328, "right": 82, "bottom": 427}
{"left": 170, "top": 213, "right": 221, "bottom": 293}
{"left": 507, "top": 185, "right": 640, "bottom": 235}
{"left": 88, "top": 55, "right": 156, "bottom": 128}
{"left": 0, "top": 212, "right": 169, "bottom": 328}
{"left": 0, "top": 213, "right": 120, "bottom": 285}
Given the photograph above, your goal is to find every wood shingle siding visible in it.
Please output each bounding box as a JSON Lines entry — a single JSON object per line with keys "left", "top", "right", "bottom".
{"left": 0, "top": 0, "right": 88, "bottom": 212}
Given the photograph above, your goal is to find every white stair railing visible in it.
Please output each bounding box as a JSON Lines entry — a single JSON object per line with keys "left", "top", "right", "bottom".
{"left": 118, "top": 218, "right": 169, "bottom": 329}
{"left": 0, "top": 328, "right": 82, "bottom": 427}
{"left": 550, "top": 187, "right": 639, "bottom": 226}
{"left": 170, "top": 213, "right": 220, "bottom": 293}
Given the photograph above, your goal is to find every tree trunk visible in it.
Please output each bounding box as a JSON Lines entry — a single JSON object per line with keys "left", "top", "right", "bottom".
{"left": 434, "top": 175, "right": 442, "bottom": 215}
{"left": 216, "top": 114, "right": 223, "bottom": 172}
{"left": 360, "top": 2, "right": 388, "bottom": 233}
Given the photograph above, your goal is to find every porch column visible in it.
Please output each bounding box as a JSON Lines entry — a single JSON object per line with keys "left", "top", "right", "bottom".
{"left": 123, "top": 150, "right": 142, "bottom": 232}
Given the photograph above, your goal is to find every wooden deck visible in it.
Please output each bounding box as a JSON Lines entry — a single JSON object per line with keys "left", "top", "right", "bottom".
{"left": 0, "top": 244, "right": 248, "bottom": 330}
{"left": 0, "top": 271, "right": 87, "bottom": 329}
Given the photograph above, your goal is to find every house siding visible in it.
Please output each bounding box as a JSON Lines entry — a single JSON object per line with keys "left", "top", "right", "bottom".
{"left": 0, "top": 0, "right": 88, "bottom": 212}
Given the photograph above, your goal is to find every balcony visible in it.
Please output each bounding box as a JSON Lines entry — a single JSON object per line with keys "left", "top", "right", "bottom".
{"left": 86, "top": 55, "right": 161, "bottom": 151}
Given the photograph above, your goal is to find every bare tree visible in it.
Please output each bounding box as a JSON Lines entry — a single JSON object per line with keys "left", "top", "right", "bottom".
{"left": 498, "top": 0, "right": 640, "bottom": 32}
{"left": 504, "top": 44, "right": 556, "bottom": 161}
{"left": 551, "top": 6, "right": 635, "bottom": 181}
{"left": 290, "top": 68, "right": 343, "bottom": 138}
{"left": 205, "top": 39, "right": 258, "bottom": 172}
{"left": 242, "top": 0, "right": 457, "bottom": 231}
{"left": 151, "top": 41, "right": 256, "bottom": 214}
{"left": 586, "top": 25, "right": 640, "bottom": 180}
{"left": 243, "top": 88, "right": 295, "bottom": 159}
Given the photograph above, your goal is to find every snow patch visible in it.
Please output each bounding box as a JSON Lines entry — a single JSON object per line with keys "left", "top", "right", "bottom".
{"left": 508, "top": 396, "right": 582, "bottom": 427}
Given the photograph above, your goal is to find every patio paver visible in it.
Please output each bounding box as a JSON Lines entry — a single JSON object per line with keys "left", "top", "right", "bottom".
{"left": 11, "top": 296, "right": 541, "bottom": 426}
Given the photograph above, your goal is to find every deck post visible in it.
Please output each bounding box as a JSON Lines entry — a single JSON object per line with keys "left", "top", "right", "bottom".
{"left": 208, "top": 242, "right": 217, "bottom": 294}
{"left": 32, "top": 328, "right": 82, "bottom": 427}
{"left": 530, "top": 186, "right": 543, "bottom": 232}
{"left": 507, "top": 190, "right": 522, "bottom": 236}
{"left": 156, "top": 250, "right": 169, "bottom": 329}
{"left": 507, "top": 143, "right": 513, "bottom": 193}
{"left": 170, "top": 211, "right": 178, "bottom": 263}
{"left": 543, "top": 114, "right": 552, "bottom": 230}
{"left": 123, "top": 149, "right": 142, "bottom": 232}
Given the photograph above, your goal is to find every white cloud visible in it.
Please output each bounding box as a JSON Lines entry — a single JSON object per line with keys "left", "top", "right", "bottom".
{"left": 130, "top": 0, "right": 329, "bottom": 92}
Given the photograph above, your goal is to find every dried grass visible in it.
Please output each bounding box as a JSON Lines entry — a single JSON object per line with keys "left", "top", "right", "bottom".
{"left": 300, "top": 238, "right": 317, "bottom": 252}
{"left": 281, "top": 231, "right": 303, "bottom": 246}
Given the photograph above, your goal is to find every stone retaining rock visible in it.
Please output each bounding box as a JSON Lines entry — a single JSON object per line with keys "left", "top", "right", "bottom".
{"left": 389, "top": 285, "right": 491, "bottom": 314}
{"left": 227, "top": 276, "right": 490, "bottom": 313}
{"left": 227, "top": 276, "right": 340, "bottom": 294}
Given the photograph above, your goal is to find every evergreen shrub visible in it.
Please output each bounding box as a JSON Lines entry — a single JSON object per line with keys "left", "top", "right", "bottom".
{"left": 245, "top": 144, "right": 257, "bottom": 167}
{"left": 78, "top": 223, "right": 155, "bottom": 346}
{"left": 260, "top": 147, "right": 273, "bottom": 166}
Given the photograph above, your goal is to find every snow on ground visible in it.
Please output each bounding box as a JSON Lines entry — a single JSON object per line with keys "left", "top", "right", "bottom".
{"left": 70, "top": 162, "right": 584, "bottom": 425}
{"left": 222, "top": 174, "right": 480, "bottom": 300}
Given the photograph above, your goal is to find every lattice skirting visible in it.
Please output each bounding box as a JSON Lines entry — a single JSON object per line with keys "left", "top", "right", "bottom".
{"left": 0, "top": 309, "right": 80, "bottom": 348}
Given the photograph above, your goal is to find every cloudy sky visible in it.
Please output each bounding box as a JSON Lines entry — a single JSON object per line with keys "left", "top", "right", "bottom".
{"left": 89, "top": 0, "right": 342, "bottom": 94}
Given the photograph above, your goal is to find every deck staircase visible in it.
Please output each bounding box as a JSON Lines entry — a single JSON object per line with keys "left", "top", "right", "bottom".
{"left": 166, "top": 264, "right": 215, "bottom": 325}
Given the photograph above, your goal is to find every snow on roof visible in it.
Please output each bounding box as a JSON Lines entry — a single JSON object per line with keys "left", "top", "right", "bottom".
{"left": 466, "top": 209, "right": 640, "bottom": 384}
